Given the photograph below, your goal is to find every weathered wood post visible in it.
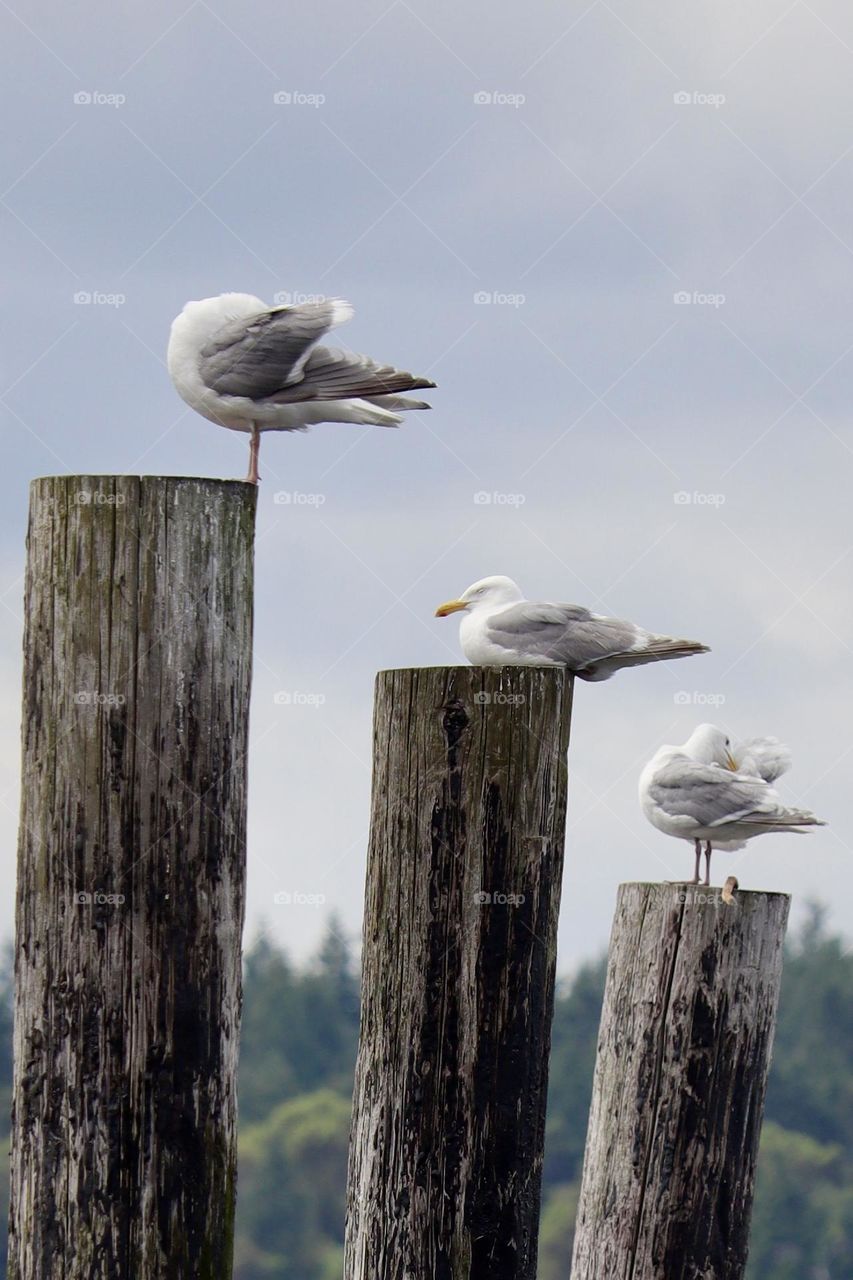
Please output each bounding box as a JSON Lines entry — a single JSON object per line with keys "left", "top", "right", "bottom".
{"left": 9, "top": 476, "right": 256, "bottom": 1280}
{"left": 345, "top": 665, "right": 573, "bottom": 1280}
{"left": 571, "top": 882, "right": 790, "bottom": 1280}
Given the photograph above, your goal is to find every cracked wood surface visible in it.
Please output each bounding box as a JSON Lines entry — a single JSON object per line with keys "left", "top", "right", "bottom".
{"left": 571, "top": 882, "right": 790, "bottom": 1280}
{"left": 345, "top": 665, "right": 573, "bottom": 1280}
{"left": 9, "top": 476, "right": 256, "bottom": 1279}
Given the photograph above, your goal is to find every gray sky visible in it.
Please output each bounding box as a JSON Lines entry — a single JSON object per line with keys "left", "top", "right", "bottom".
{"left": 1, "top": 0, "right": 851, "bottom": 971}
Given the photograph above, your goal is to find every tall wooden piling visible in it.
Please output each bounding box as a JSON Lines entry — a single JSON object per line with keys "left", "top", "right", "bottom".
{"left": 9, "top": 476, "right": 256, "bottom": 1280}
{"left": 571, "top": 882, "right": 790, "bottom": 1280}
{"left": 345, "top": 665, "right": 573, "bottom": 1280}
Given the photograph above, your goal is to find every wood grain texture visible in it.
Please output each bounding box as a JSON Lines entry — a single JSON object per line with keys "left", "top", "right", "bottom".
{"left": 345, "top": 665, "right": 573, "bottom": 1280}
{"left": 571, "top": 882, "right": 790, "bottom": 1280}
{"left": 9, "top": 476, "right": 256, "bottom": 1280}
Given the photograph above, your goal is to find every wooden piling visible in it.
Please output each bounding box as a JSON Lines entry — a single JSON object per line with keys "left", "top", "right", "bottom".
{"left": 570, "top": 882, "right": 790, "bottom": 1280}
{"left": 344, "top": 665, "right": 573, "bottom": 1280}
{"left": 9, "top": 476, "right": 256, "bottom": 1280}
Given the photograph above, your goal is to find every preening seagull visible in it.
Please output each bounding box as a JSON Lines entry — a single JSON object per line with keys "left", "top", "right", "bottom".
{"left": 639, "top": 723, "right": 825, "bottom": 885}
{"left": 167, "top": 293, "right": 435, "bottom": 483}
{"left": 434, "top": 575, "right": 709, "bottom": 680}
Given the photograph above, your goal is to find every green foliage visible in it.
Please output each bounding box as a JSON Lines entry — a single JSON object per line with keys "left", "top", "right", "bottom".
{"left": 543, "top": 958, "right": 607, "bottom": 1186}
{"left": 0, "top": 941, "right": 12, "bottom": 1265}
{"left": 0, "top": 944, "right": 13, "bottom": 1112}
{"left": 537, "top": 1181, "right": 579, "bottom": 1280}
{"left": 233, "top": 918, "right": 359, "bottom": 1278}
{"left": 235, "top": 1090, "right": 351, "bottom": 1280}
{"left": 238, "top": 916, "right": 360, "bottom": 1124}
{"left": 764, "top": 903, "right": 853, "bottom": 1151}
{"left": 747, "top": 1121, "right": 840, "bottom": 1280}
{"left": 744, "top": 903, "right": 853, "bottom": 1279}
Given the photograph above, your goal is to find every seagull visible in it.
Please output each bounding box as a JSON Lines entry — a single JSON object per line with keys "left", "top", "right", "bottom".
{"left": 167, "top": 293, "right": 435, "bottom": 483}
{"left": 639, "top": 723, "right": 825, "bottom": 885}
{"left": 434, "top": 575, "right": 709, "bottom": 680}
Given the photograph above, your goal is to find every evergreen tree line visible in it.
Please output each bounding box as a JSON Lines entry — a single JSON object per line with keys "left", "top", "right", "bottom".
{"left": 0, "top": 907, "right": 848, "bottom": 1276}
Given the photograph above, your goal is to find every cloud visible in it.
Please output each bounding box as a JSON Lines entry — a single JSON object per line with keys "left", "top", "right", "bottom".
{"left": 0, "top": 0, "right": 851, "bottom": 964}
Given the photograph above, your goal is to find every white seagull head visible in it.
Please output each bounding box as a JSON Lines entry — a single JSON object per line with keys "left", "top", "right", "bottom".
{"left": 434, "top": 575, "right": 524, "bottom": 618}
{"left": 683, "top": 723, "right": 738, "bottom": 770}
{"left": 169, "top": 292, "right": 267, "bottom": 347}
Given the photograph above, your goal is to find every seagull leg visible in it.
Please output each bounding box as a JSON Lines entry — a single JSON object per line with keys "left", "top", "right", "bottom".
{"left": 246, "top": 425, "right": 261, "bottom": 485}
{"left": 703, "top": 841, "right": 712, "bottom": 887}
{"left": 692, "top": 839, "right": 702, "bottom": 884}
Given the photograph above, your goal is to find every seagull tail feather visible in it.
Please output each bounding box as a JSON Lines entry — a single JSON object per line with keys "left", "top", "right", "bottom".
{"left": 743, "top": 810, "right": 827, "bottom": 830}
{"left": 604, "top": 637, "right": 710, "bottom": 671}
{"left": 362, "top": 394, "right": 432, "bottom": 411}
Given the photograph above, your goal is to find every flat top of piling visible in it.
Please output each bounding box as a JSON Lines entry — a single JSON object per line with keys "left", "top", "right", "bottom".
{"left": 32, "top": 474, "right": 255, "bottom": 485}
{"left": 622, "top": 880, "right": 791, "bottom": 900}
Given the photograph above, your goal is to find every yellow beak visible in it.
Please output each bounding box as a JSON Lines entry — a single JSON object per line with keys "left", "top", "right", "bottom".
{"left": 435, "top": 598, "right": 469, "bottom": 618}
{"left": 725, "top": 751, "right": 738, "bottom": 771}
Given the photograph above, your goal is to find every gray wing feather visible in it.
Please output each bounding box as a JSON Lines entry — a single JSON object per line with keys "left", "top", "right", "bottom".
{"left": 268, "top": 347, "right": 435, "bottom": 404}
{"left": 485, "top": 603, "right": 638, "bottom": 667}
{"left": 198, "top": 301, "right": 346, "bottom": 399}
{"left": 649, "top": 759, "right": 781, "bottom": 828}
